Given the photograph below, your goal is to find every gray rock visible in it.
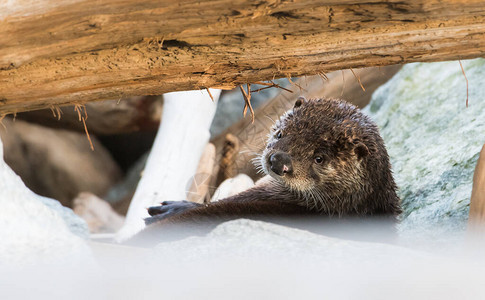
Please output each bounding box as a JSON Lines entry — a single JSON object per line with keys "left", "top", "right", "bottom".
{"left": 0, "top": 136, "right": 92, "bottom": 267}
{"left": 153, "top": 219, "right": 425, "bottom": 265}
{"left": 364, "top": 59, "right": 485, "bottom": 245}
{"left": 39, "top": 195, "right": 90, "bottom": 239}
{"left": 0, "top": 118, "right": 122, "bottom": 207}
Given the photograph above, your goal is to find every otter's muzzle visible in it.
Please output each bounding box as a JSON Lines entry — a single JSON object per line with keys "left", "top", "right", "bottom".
{"left": 269, "top": 152, "right": 293, "bottom": 176}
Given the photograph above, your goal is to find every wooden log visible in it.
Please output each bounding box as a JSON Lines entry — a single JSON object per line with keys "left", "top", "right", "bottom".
{"left": 1, "top": 0, "right": 485, "bottom": 114}
{"left": 115, "top": 89, "right": 220, "bottom": 242}
{"left": 186, "top": 143, "right": 217, "bottom": 204}
{"left": 211, "top": 66, "right": 402, "bottom": 180}
{"left": 468, "top": 144, "right": 485, "bottom": 231}
{"left": 15, "top": 96, "right": 162, "bottom": 135}
{"left": 215, "top": 133, "right": 241, "bottom": 187}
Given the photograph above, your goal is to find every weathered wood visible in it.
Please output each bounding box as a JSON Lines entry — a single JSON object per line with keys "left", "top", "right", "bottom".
{"left": 116, "top": 89, "right": 220, "bottom": 242}
{"left": 1, "top": 0, "right": 485, "bottom": 114}
{"left": 468, "top": 145, "right": 485, "bottom": 231}
{"left": 186, "top": 143, "right": 217, "bottom": 204}
{"left": 215, "top": 133, "right": 241, "bottom": 187}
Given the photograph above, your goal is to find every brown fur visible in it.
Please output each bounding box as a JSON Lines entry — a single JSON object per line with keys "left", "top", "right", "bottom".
{"left": 130, "top": 98, "right": 401, "bottom": 245}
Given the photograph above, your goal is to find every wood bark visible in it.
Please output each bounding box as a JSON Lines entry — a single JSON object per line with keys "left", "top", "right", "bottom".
{"left": 1, "top": 0, "right": 485, "bottom": 115}
{"left": 186, "top": 143, "right": 217, "bottom": 204}
{"left": 468, "top": 144, "right": 485, "bottom": 231}
{"left": 215, "top": 133, "right": 241, "bottom": 186}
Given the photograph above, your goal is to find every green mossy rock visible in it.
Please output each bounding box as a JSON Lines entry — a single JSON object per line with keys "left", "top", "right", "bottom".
{"left": 365, "top": 59, "right": 485, "bottom": 242}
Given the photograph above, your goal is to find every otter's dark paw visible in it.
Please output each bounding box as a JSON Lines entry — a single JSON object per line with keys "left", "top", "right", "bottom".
{"left": 145, "top": 200, "right": 202, "bottom": 225}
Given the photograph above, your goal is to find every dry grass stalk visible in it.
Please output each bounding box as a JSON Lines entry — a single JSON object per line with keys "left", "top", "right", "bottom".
{"left": 239, "top": 84, "right": 255, "bottom": 123}
{"left": 206, "top": 88, "right": 215, "bottom": 102}
{"left": 74, "top": 104, "right": 94, "bottom": 151}
{"left": 350, "top": 68, "right": 365, "bottom": 92}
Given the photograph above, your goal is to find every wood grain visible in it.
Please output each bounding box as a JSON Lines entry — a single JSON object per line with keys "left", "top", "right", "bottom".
{"left": 1, "top": 0, "right": 485, "bottom": 114}
{"left": 469, "top": 145, "right": 485, "bottom": 230}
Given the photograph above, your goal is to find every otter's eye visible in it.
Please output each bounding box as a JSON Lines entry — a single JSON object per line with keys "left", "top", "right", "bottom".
{"left": 276, "top": 131, "right": 282, "bottom": 139}
{"left": 314, "top": 156, "right": 324, "bottom": 164}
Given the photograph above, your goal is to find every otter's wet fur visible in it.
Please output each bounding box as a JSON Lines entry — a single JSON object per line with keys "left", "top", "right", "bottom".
{"left": 130, "top": 97, "right": 401, "bottom": 245}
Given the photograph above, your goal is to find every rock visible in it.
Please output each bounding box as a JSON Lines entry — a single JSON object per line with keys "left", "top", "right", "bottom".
{"left": 16, "top": 96, "right": 163, "bottom": 135}
{"left": 211, "top": 174, "right": 255, "bottom": 202}
{"left": 0, "top": 135, "right": 92, "bottom": 267}
{"left": 153, "top": 219, "right": 424, "bottom": 264}
{"left": 364, "top": 58, "right": 485, "bottom": 244}
{"left": 0, "top": 118, "right": 122, "bottom": 207}
{"left": 39, "top": 195, "right": 90, "bottom": 239}
{"left": 73, "top": 192, "right": 125, "bottom": 233}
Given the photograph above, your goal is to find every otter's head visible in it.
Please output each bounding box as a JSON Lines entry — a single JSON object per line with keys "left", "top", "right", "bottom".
{"left": 260, "top": 97, "right": 387, "bottom": 210}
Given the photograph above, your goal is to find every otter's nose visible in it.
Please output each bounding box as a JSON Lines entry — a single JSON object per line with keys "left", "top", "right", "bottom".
{"left": 270, "top": 152, "right": 293, "bottom": 176}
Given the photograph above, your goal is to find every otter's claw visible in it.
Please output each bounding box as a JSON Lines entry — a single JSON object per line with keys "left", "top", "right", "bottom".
{"left": 145, "top": 200, "right": 202, "bottom": 225}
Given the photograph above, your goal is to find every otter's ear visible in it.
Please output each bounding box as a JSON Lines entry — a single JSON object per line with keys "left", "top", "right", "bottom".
{"left": 354, "top": 142, "right": 369, "bottom": 160}
{"left": 294, "top": 96, "right": 307, "bottom": 109}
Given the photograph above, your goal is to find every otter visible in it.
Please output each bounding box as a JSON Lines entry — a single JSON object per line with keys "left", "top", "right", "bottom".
{"left": 131, "top": 97, "right": 401, "bottom": 245}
